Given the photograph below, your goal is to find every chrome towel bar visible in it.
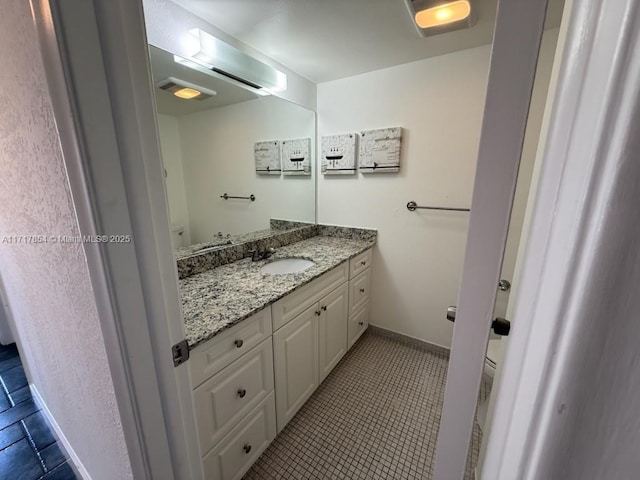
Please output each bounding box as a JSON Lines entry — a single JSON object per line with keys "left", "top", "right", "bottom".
{"left": 221, "top": 193, "right": 256, "bottom": 201}
{"left": 406, "top": 201, "right": 470, "bottom": 212}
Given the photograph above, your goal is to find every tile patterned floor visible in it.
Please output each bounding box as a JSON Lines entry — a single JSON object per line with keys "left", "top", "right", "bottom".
{"left": 244, "top": 331, "right": 491, "bottom": 480}
{"left": 0, "top": 344, "right": 77, "bottom": 480}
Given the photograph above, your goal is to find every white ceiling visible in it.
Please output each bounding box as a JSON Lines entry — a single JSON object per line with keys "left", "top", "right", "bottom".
{"left": 169, "top": 0, "right": 564, "bottom": 83}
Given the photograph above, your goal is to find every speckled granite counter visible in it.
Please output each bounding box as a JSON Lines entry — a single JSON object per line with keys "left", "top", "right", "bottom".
{"left": 180, "top": 235, "right": 375, "bottom": 350}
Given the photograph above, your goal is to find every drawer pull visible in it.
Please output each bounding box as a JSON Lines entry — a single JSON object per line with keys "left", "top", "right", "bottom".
{"left": 359, "top": 288, "right": 365, "bottom": 293}
{"left": 360, "top": 260, "right": 367, "bottom": 266}
{"left": 237, "top": 388, "right": 247, "bottom": 398}
{"left": 234, "top": 339, "right": 244, "bottom": 348}
{"left": 321, "top": 305, "right": 327, "bottom": 311}
{"left": 243, "top": 444, "right": 252, "bottom": 454}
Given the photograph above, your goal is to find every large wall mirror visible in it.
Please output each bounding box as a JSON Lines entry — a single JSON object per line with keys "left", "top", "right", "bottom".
{"left": 149, "top": 45, "right": 316, "bottom": 257}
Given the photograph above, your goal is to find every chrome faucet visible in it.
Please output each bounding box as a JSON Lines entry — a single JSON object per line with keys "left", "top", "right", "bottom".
{"left": 251, "top": 246, "right": 276, "bottom": 262}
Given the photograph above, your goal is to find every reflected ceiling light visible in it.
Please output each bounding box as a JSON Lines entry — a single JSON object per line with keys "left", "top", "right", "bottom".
{"left": 155, "top": 77, "right": 216, "bottom": 101}
{"left": 177, "top": 29, "right": 288, "bottom": 95}
{"left": 173, "top": 87, "right": 202, "bottom": 99}
{"left": 404, "top": 0, "right": 476, "bottom": 37}
{"left": 415, "top": 1, "right": 470, "bottom": 28}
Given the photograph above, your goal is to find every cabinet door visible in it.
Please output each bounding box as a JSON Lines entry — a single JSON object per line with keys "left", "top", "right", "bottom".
{"left": 318, "top": 283, "right": 349, "bottom": 382}
{"left": 202, "top": 393, "right": 276, "bottom": 480}
{"left": 273, "top": 303, "right": 319, "bottom": 432}
{"left": 348, "top": 301, "right": 370, "bottom": 349}
{"left": 193, "top": 338, "right": 274, "bottom": 455}
{"left": 349, "top": 267, "right": 371, "bottom": 316}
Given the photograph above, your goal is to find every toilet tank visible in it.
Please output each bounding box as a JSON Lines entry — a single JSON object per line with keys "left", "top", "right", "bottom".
{"left": 171, "top": 225, "right": 185, "bottom": 249}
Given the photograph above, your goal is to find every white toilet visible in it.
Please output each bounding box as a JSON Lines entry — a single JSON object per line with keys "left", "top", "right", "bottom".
{"left": 171, "top": 225, "right": 185, "bottom": 250}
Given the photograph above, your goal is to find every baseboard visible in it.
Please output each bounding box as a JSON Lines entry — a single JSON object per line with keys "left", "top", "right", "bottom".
{"left": 368, "top": 324, "right": 450, "bottom": 358}
{"left": 29, "top": 385, "right": 92, "bottom": 480}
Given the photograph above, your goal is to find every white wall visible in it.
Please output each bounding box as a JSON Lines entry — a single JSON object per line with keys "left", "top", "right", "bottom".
{"left": 318, "top": 32, "right": 558, "bottom": 348}
{"left": 158, "top": 114, "right": 192, "bottom": 245}
{"left": 318, "top": 46, "right": 487, "bottom": 348}
{"left": 176, "top": 96, "right": 316, "bottom": 243}
{"left": 0, "top": 3, "right": 132, "bottom": 479}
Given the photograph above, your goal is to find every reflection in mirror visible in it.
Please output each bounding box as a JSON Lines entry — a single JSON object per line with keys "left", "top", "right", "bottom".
{"left": 148, "top": 45, "right": 316, "bottom": 258}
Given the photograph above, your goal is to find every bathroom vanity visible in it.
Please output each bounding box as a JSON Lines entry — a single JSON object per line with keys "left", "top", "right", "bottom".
{"left": 149, "top": 30, "right": 377, "bottom": 479}
{"left": 179, "top": 232, "right": 375, "bottom": 480}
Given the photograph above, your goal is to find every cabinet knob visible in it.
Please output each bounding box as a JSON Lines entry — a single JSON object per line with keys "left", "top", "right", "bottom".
{"left": 234, "top": 339, "right": 244, "bottom": 348}
{"left": 237, "top": 388, "right": 247, "bottom": 398}
{"left": 243, "top": 444, "right": 252, "bottom": 454}
{"left": 359, "top": 321, "right": 364, "bottom": 326}
{"left": 321, "top": 305, "right": 327, "bottom": 311}
{"left": 315, "top": 310, "right": 321, "bottom": 316}
{"left": 360, "top": 261, "right": 367, "bottom": 266}
{"left": 359, "top": 288, "right": 365, "bottom": 293}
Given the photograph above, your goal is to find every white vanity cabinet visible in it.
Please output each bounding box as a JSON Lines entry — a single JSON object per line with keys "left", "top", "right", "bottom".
{"left": 190, "top": 309, "right": 276, "bottom": 480}
{"left": 272, "top": 262, "right": 350, "bottom": 432}
{"left": 348, "top": 249, "right": 372, "bottom": 348}
{"left": 272, "top": 303, "right": 319, "bottom": 432}
{"left": 189, "top": 248, "right": 373, "bottom": 478}
{"left": 318, "top": 282, "right": 349, "bottom": 382}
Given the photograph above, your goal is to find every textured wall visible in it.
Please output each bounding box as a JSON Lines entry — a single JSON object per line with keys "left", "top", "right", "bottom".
{"left": 0, "top": 3, "right": 132, "bottom": 479}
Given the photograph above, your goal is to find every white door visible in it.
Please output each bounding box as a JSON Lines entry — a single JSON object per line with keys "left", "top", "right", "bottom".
{"left": 273, "top": 303, "right": 319, "bottom": 432}
{"left": 432, "top": 1, "right": 550, "bottom": 479}
{"left": 318, "top": 283, "right": 349, "bottom": 382}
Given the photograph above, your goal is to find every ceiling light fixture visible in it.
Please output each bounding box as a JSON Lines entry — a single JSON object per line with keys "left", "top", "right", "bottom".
{"left": 155, "top": 77, "right": 217, "bottom": 101}
{"left": 404, "top": 0, "right": 476, "bottom": 37}
{"left": 173, "top": 87, "right": 203, "bottom": 99}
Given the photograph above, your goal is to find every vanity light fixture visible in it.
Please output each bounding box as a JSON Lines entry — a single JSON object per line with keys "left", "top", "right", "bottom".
{"left": 179, "top": 29, "right": 288, "bottom": 95}
{"left": 155, "top": 77, "right": 216, "bottom": 101}
{"left": 404, "top": 0, "right": 476, "bottom": 37}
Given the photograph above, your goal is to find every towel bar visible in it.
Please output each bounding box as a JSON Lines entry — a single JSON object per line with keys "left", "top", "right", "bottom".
{"left": 406, "top": 201, "right": 469, "bottom": 212}
{"left": 221, "top": 193, "right": 256, "bottom": 201}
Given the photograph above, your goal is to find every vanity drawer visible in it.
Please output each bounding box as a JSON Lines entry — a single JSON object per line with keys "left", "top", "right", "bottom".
{"left": 349, "top": 267, "right": 371, "bottom": 316}
{"left": 272, "top": 262, "right": 348, "bottom": 331}
{"left": 202, "top": 393, "right": 276, "bottom": 480}
{"left": 194, "top": 338, "right": 274, "bottom": 455}
{"left": 349, "top": 249, "right": 372, "bottom": 279}
{"left": 190, "top": 308, "right": 272, "bottom": 388}
{"left": 348, "top": 301, "right": 370, "bottom": 349}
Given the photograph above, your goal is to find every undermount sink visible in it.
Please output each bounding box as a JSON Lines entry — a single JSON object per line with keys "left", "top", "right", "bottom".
{"left": 261, "top": 258, "right": 314, "bottom": 274}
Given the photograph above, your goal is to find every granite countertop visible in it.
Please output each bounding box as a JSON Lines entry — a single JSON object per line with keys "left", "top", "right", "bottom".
{"left": 180, "top": 235, "right": 375, "bottom": 350}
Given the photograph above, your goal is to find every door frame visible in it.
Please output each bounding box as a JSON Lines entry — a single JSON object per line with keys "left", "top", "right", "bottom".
{"left": 30, "top": 0, "right": 202, "bottom": 478}
{"left": 481, "top": 0, "right": 640, "bottom": 477}
{"left": 433, "top": 1, "right": 550, "bottom": 478}
{"left": 28, "top": 0, "right": 640, "bottom": 478}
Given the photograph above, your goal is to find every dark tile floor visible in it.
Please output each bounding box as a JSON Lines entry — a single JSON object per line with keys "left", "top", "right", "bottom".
{"left": 0, "top": 344, "right": 77, "bottom": 480}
